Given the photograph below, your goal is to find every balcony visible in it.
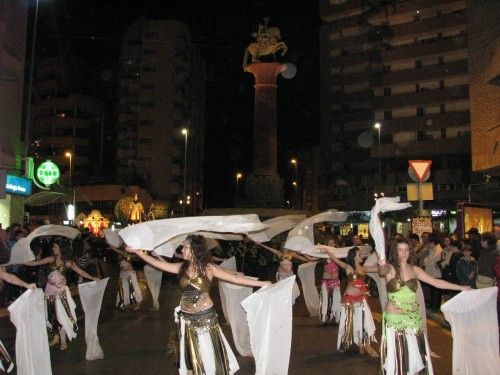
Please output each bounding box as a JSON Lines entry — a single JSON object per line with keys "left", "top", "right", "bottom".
{"left": 331, "top": 89, "right": 373, "bottom": 104}
{"left": 370, "top": 59, "right": 468, "bottom": 87}
{"left": 40, "top": 136, "right": 89, "bottom": 147}
{"left": 377, "top": 110, "right": 470, "bottom": 133}
{"left": 390, "top": 10, "right": 466, "bottom": 40}
{"left": 332, "top": 49, "right": 381, "bottom": 68}
{"left": 371, "top": 136, "right": 470, "bottom": 158}
{"left": 381, "top": 35, "right": 467, "bottom": 62}
{"left": 320, "top": 0, "right": 367, "bottom": 21}
{"left": 373, "top": 85, "right": 468, "bottom": 110}
{"left": 331, "top": 70, "right": 370, "bottom": 85}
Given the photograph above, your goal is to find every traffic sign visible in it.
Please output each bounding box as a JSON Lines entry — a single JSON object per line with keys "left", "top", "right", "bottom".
{"left": 408, "top": 160, "right": 432, "bottom": 182}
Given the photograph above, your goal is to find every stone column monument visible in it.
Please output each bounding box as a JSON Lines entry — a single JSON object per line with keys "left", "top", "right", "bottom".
{"left": 242, "top": 19, "right": 293, "bottom": 207}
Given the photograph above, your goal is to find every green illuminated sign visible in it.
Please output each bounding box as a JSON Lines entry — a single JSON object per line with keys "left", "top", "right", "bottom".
{"left": 36, "top": 160, "right": 60, "bottom": 186}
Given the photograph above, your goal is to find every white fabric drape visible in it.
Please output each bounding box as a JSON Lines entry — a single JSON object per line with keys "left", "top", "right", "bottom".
{"left": 78, "top": 278, "right": 109, "bottom": 361}
{"left": 218, "top": 279, "right": 254, "bottom": 356}
{"left": 241, "top": 277, "right": 295, "bottom": 375}
{"left": 8, "top": 289, "right": 52, "bottom": 375}
{"left": 364, "top": 252, "right": 388, "bottom": 310}
{"left": 249, "top": 215, "right": 305, "bottom": 242}
{"left": 369, "top": 197, "right": 411, "bottom": 260}
{"left": 297, "top": 261, "right": 319, "bottom": 317}
{"left": 144, "top": 265, "right": 162, "bottom": 310}
{"left": 219, "top": 257, "right": 237, "bottom": 323}
{"left": 284, "top": 210, "right": 348, "bottom": 252}
{"left": 118, "top": 215, "right": 266, "bottom": 251}
{"left": 300, "top": 245, "right": 372, "bottom": 259}
{"left": 441, "top": 287, "right": 500, "bottom": 375}
{"left": 117, "top": 272, "right": 142, "bottom": 306}
{"left": 55, "top": 287, "right": 77, "bottom": 341}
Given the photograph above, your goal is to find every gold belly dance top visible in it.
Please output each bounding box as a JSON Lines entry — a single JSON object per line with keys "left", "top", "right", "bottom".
{"left": 179, "top": 273, "right": 213, "bottom": 313}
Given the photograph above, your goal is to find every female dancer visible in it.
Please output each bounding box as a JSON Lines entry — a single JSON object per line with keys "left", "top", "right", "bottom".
{"left": 318, "top": 245, "right": 379, "bottom": 356}
{"left": 24, "top": 241, "right": 98, "bottom": 350}
{"left": 378, "top": 239, "right": 470, "bottom": 374}
{"left": 108, "top": 245, "right": 142, "bottom": 310}
{"left": 126, "top": 234, "right": 270, "bottom": 375}
{"left": 0, "top": 267, "right": 36, "bottom": 373}
{"left": 250, "top": 241, "right": 311, "bottom": 304}
{"left": 319, "top": 257, "right": 341, "bottom": 324}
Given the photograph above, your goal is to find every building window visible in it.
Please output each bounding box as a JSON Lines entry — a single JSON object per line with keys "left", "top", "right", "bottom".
{"left": 438, "top": 56, "right": 444, "bottom": 64}
{"left": 143, "top": 32, "right": 159, "bottom": 38}
{"left": 415, "top": 60, "right": 422, "bottom": 68}
{"left": 384, "top": 110, "right": 392, "bottom": 120}
{"left": 384, "top": 87, "right": 391, "bottom": 96}
{"left": 439, "top": 80, "right": 445, "bottom": 88}
{"left": 141, "top": 83, "right": 155, "bottom": 89}
{"left": 415, "top": 83, "right": 420, "bottom": 92}
{"left": 142, "top": 49, "right": 157, "bottom": 55}
{"left": 441, "top": 129, "right": 446, "bottom": 139}
{"left": 417, "top": 107, "right": 425, "bottom": 116}
{"left": 140, "top": 101, "right": 155, "bottom": 107}
{"left": 142, "top": 66, "right": 156, "bottom": 72}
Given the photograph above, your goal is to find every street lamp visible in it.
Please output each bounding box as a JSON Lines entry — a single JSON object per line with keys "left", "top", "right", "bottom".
{"left": 181, "top": 128, "right": 188, "bottom": 215}
{"left": 292, "top": 181, "right": 298, "bottom": 210}
{"left": 65, "top": 151, "right": 75, "bottom": 224}
{"left": 291, "top": 159, "right": 298, "bottom": 209}
{"left": 374, "top": 122, "right": 382, "bottom": 184}
{"left": 236, "top": 173, "right": 242, "bottom": 206}
{"left": 65, "top": 151, "right": 72, "bottom": 184}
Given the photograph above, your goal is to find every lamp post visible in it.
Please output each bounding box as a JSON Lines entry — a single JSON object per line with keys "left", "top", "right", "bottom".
{"left": 236, "top": 173, "right": 242, "bottom": 207}
{"left": 181, "top": 128, "right": 188, "bottom": 215}
{"left": 292, "top": 181, "right": 298, "bottom": 210}
{"left": 65, "top": 151, "right": 75, "bottom": 224}
{"left": 291, "top": 158, "right": 298, "bottom": 209}
{"left": 374, "top": 122, "right": 382, "bottom": 184}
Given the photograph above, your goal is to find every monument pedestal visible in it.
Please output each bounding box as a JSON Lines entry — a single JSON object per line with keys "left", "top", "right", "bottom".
{"left": 244, "top": 174, "right": 284, "bottom": 207}
{"left": 244, "top": 62, "right": 286, "bottom": 207}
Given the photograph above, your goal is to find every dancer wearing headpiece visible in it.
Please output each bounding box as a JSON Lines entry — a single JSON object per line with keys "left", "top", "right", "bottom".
{"left": 318, "top": 245, "right": 379, "bottom": 356}
{"left": 108, "top": 245, "right": 142, "bottom": 310}
{"left": 126, "top": 234, "right": 270, "bottom": 375}
{"left": 378, "top": 239, "right": 470, "bottom": 375}
{"left": 0, "top": 267, "right": 36, "bottom": 373}
{"left": 251, "top": 241, "right": 312, "bottom": 304}
{"left": 24, "top": 241, "right": 98, "bottom": 351}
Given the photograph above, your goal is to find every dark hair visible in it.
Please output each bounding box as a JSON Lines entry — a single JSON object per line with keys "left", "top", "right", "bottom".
{"left": 427, "top": 232, "right": 439, "bottom": 245}
{"left": 179, "top": 234, "right": 212, "bottom": 277}
{"left": 345, "top": 246, "right": 360, "bottom": 269}
{"left": 480, "top": 232, "right": 496, "bottom": 247}
{"left": 388, "top": 239, "right": 414, "bottom": 280}
{"left": 450, "top": 240, "right": 462, "bottom": 250}
{"left": 462, "top": 244, "right": 473, "bottom": 253}
{"left": 408, "top": 233, "right": 420, "bottom": 242}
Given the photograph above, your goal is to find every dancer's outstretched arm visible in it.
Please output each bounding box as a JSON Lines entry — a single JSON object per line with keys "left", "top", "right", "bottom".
{"left": 126, "top": 247, "right": 181, "bottom": 274}
{"left": 210, "top": 265, "right": 270, "bottom": 288}
{"left": 0, "top": 268, "right": 36, "bottom": 289}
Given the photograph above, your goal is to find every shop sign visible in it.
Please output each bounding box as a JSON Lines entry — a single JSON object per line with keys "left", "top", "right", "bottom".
{"left": 411, "top": 217, "right": 433, "bottom": 238}
{"left": 6, "top": 174, "right": 32, "bottom": 196}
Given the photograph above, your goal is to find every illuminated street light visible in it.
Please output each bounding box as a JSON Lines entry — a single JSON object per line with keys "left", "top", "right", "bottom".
{"left": 374, "top": 122, "right": 382, "bottom": 184}
{"left": 236, "top": 173, "right": 243, "bottom": 207}
{"left": 181, "top": 128, "right": 188, "bottom": 215}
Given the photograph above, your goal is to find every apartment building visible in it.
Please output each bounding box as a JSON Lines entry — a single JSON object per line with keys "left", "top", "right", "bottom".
{"left": 320, "top": 0, "right": 472, "bottom": 210}
{"left": 116, "top": 19, "right": 205, "bottom": 206}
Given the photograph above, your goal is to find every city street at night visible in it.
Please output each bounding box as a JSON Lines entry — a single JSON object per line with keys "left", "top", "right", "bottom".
{"left": 2, "top": 269, "right": 455, "bottom": 375}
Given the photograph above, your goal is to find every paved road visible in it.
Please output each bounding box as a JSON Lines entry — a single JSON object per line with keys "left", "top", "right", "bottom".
{"left": 1, "top": 267, "right": 454, "bottom": 375}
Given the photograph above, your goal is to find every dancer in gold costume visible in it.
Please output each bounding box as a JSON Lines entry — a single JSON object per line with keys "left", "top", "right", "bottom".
{"left": 126, "top": 234, "right": 270, "bottom": 374}
{"left": 25, "top": 241, "right": 98, "bottom": 350}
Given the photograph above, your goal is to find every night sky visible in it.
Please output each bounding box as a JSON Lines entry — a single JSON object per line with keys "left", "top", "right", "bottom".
{"left": 33, "top": 0, "right": 320, "bottom": 207}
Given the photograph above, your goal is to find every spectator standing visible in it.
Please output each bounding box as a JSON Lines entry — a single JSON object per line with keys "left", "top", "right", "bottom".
{"left": 456, "top": 244, "right": 476, "bottom": 287}
{"left": 423, "top": 233, "right": 443, "bottom": 311}
{"left": 467, "top": 227, "right": 482, "bottom": 260}
{"left": 475, "top": 232, "right": 497, "bottom": 289}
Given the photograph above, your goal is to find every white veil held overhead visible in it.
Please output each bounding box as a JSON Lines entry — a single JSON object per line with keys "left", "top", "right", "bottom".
{"left": 6, "top": 225, "right": 81, "bottom": 265}
{"left": 118, "top": 215, "right": 266, "bottom": 251}
{"left": 78, "top": 278, "right": 109, "bottom": 361}
{"left": 441, "top": 287, "right": 500, "bottom": 375}
{"left": 241, "top": 277, "right": 295, "bottom": 375}
{"left": 284, "top": 210, "right": 348, "bottom": 252}
{"left": 8, "top": 289, "right": 52, "bottom": 375}
{"left": 249, "top": 215, "right": 306, "bottom": 242}
{"left": 369, "top": 197, "right": 411, "bottom": 260}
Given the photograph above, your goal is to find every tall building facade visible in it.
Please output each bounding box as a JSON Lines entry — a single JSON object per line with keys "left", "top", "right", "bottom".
{"left": 31, "top": 57, "right": 104, "bottom": 184}
{"left": 0, "top": 0, "right": 28, "bottom": 226}
{"left": 320, "top": 0, "right": 473, "bottom": 210}
{"left": 116, "top": 19, "right": 206, "bottom": 206}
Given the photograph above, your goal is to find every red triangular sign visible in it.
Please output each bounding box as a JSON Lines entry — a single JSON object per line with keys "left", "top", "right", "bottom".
{"left": 409, "top": 160, "right": 432, "bottom": 182}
